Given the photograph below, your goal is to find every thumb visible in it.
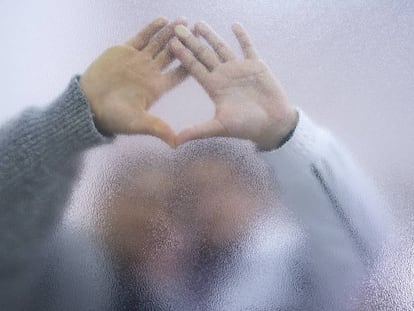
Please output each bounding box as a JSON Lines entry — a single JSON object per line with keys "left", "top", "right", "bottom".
{"left": 176, "top": 118, "right": 228, "bottom": 146}
{"left": 129, "top": 113, "right": 177, "bottom": 147}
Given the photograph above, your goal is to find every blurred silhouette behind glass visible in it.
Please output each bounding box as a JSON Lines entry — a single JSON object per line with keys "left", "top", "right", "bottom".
{"left": 1, "top": 1, "right": 413, "bottom": 310}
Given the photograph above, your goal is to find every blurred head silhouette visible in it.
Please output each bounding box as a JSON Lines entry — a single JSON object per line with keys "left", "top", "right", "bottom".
{"left": 96, "top": 138, "right": 274, "bottom": 279}
{"left": 95, "top": 137, "right": 278, "bottom": 306}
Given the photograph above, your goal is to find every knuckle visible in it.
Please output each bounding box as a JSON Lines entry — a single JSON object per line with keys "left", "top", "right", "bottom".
{"left": 173, "top": 44, "right": 185, "bottom": 56}
{"left": 240, "top": 38, "right": 249, "bottom": 48}
{"left": 214, "top": 41, "right": 226, "bottom": 53}
{"left": 194, "top": 44, "right": 209, "bottom": 58}
{"left": 162, "top": 53, "right": 173, "bottom": 65}
{"left": 157, "top": 30, "right": 172, "bottom": 44}
{"left": 150, "top": 41, "right": 161, "bottom": 52}
{"left": 188, "top": 58, "right": 199, "bottom": 71}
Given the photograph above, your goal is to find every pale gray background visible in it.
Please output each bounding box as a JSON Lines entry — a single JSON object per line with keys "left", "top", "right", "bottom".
{"left": 0, "top": 0, "right": 412, "bottom": 224}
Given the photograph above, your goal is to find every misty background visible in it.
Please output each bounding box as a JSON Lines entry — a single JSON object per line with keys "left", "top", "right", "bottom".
{"left": 0, "top": 0, "right": 412, "bottom": 247}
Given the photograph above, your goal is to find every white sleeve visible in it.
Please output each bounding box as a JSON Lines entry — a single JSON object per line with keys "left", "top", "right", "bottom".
{"left": 260, "top": 109, "right": 394, "bottom": 266}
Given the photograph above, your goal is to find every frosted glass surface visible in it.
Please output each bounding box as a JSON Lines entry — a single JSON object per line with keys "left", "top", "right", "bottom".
{"left": 0, "top": 1, "right": 413, "bottom": 310}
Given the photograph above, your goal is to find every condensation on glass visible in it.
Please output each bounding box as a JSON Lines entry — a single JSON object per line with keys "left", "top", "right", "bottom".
{"left": 0, "top": 1, "right": 413, "bottom": 310}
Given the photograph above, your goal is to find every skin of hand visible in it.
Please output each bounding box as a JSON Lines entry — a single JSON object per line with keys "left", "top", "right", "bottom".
{"left": 79, "top": 17, "right": 188, "bottom": 147}
{"left": 169, "top": 22, "right": 299, "bottom": 151}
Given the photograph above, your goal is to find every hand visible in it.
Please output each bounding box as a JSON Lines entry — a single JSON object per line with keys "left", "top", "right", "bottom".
{"left": 79, "top": 17, "right": 188, "bottom": 147}
{"left": 169, "top": 22, "right": 298, "bottom": 150}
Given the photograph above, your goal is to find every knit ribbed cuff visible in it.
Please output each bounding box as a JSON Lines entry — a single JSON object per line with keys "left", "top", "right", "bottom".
{"left": 43, "top": 74, "right": 113, "bottom": 156}
{"left": 34, "top": 74, "right": 114, "bottom": 163}
{"left": 260, "top": 109, "right": 324, "bottom": 164}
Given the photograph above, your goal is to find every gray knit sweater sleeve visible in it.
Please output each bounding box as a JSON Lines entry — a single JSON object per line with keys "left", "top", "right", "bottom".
{"left": 0, "top": 75, "right": 112, "bottom": 290}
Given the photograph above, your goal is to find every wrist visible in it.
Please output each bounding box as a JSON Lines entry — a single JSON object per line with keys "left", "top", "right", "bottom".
{"left": 257, "top": 108, "right": 299, "bottom": 151}
{"left": 79, "top": 75, "right": 114, "bottom": 137}
{"left": 276, "top": 108, "right": 299, "bottom": 148}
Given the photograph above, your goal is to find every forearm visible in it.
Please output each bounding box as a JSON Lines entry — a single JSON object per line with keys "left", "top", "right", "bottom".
{"left": 0, "top": 75, "right": 111, "bottom": 274}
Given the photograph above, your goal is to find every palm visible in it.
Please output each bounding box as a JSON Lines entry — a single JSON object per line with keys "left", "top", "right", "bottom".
{"left": 80, "top": 18, "right": 188, "bottom": 146}
{"left": 209, "top": 60, "right": 267, "bottom": 103}
{"left": 88, "top": 45, "right": 166, "bottom": 123}
{"left": 170, "top": 23, "right": 296, "bottom": 150}
{"left": 102, "top": 45, "right": 169, "bottom": 108}
{"left": 208, "top": 61, "right": 277, "bottom": 138}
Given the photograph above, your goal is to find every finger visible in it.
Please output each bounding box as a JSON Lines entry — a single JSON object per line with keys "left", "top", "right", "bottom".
{"left": 231, "top": 22, "right": 259, "bottom": 59}
{"left": 145, "top": 18, "right": 187, "bottom": 57}
{"left": 174, "top": 25, "right": 221, "bottom": 71}
{"left": 129, "top": 113, "right": 176, "bottom": 148}
{"left": 169, "top": 37, "right": 209, "bottom": 83}
{"left": 176, "top": 119, "right": 228, "bottom": 146}
{"left": 155, "top": 48, "right": 175, "bottom": 69}
{"left": 195, "top": 22, "right": 236, "bottom": 62}
{"left": 162, "top": 65, "right": 188, "bottom": 91}
{"left": 125, "top": 17, "right": 168, "bottom": 50}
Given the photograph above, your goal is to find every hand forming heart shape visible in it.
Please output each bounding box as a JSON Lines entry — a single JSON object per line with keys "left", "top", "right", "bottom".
{"left": 80, "top": 17, "right": 298, "bottom": 151}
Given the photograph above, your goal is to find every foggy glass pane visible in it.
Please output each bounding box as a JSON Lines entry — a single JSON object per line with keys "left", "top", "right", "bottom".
{"left": 0, "top": 1, "right": 413, "bottom": 310}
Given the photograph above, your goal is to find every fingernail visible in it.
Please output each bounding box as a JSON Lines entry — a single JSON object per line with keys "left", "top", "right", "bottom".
{"left": 195, "top": 21, "right": 206, "bottom": 32}
{"left": 169, "top": 37, "right": 181, "bottom": 49}
{"left": 232, "top": 22, "right": 242, "bottom": 32}
{"left": 156, "top": 17, "right": 168, "bottom": 25}
{"left": 174, "top": 25, "right": 190, "bottom": 37}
